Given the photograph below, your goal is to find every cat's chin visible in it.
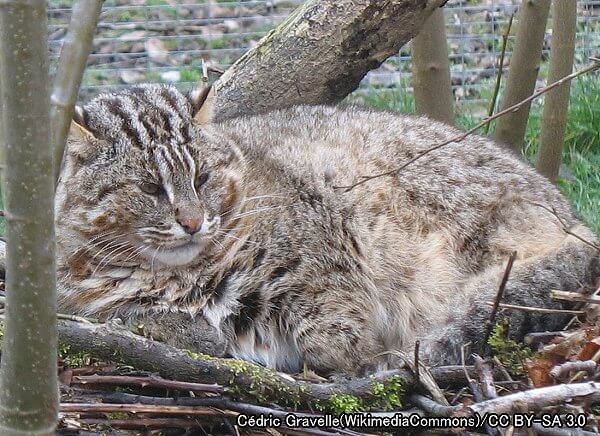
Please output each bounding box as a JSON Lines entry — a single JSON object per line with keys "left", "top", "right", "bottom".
{"left": 150, "top": 241, "right": 205, "bottom": 267}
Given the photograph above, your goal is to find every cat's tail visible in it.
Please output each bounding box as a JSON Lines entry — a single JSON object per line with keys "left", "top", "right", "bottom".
{"left": 420, "top": 225, "right": 600, "bottom": 365}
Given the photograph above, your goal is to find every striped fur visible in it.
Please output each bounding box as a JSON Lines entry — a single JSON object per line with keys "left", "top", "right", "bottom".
{"left": 55, "top": 84, "right": 599, "bottom": 374}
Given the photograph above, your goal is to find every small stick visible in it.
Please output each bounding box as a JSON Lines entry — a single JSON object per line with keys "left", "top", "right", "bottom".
{"left": 528, "top": 202, "right": 600, "bottom": 252}
{"left": 408, "top": 394, "right": 461, "bottom": 417}
{"left": 569, "top": 348, "right": 600, "bottom": 383}
{"left": 492, "top": 356, "right": 514, "bottom": 383}
{"left": 483, "top": 251, "right": 517, "bottom": 347}
{"left": 524, "top": 331, "right": 566, "bottom": 346}
{"left": 376, "top": 350, "right": 448, "bottom": 405}
{"left": 484, "top": 13, "right": 514, "bottom": 135}
{"left": 473, "top": 355, "right": 498, "bottom": 400}
{"left": 467, "top": 382, "right": 600, "bottom": 415}
{"left": 485, "top": 302, "right": 585, "bottom": 315}
{"left": 57, "top": 313, "right": 95, "bottom": 324}
{"left": 414, "top": 340, "right": 420, "bottom": 383}
{"left": 65, "top": 389, "right": 360, "bottom": 436}
{"left": 77, "top": 418, "right": 205, "bottom": 430}
{"left": 550, "top": 360, "right": 596, "bottom": 380}
{"left": 335, "top": 59, "right": 600, "bottom": 192}
{"left": 551, "top": 290, "right": 600, "bottom": 305}
{"left": 72, "top": 374, "right": 224, "bottom": 394}
{"left": 461, "top": 346, "right": 497, "bottom": 436}
{"left": 60, "top": 403, "right": 237, "bottom": 417}
{"left": 201, "top": 59, "right": 209, "bottom": 83}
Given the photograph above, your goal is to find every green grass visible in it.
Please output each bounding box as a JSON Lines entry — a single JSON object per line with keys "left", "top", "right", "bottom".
{"left": 353, "top": 77, "right": 600, "bottom": 233}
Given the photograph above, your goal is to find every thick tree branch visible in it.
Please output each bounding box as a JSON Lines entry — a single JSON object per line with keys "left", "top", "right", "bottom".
{"left": 51, "top": 0, "right": 104, "bottom": 184}
{"left": 212, "top": 0, "right": 447, "bottom": 121}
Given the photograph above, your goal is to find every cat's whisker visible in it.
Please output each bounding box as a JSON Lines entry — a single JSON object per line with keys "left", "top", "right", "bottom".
{"left": 92, "top": 242, "right": 135, "bottom": 275}
{"left": 241, "top": 194, "right": 290, "bottom": 202}
{"left": 234, "top": 204, "right": 297, "bottom": 220}
{"left": 89, "top": 238, "right": 133, "bottom": 262}
{"left": 149, "top": 244, "right": 164, "bottom": 274}
{"left": 210, "top": 237, "right": 227, "bottom": 251}
{"left": 73, "top": 231, "right": 121, "bottom": 259}
{"left": 214, "top": 230, "right": 259, "bottom": 246}
{"left": 120, "top": 245, "right": 149, "bottom": 265}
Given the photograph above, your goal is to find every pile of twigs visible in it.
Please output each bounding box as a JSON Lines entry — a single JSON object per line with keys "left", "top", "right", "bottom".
{"left": 25, "top": 277, "right": 594, "bottom": 435}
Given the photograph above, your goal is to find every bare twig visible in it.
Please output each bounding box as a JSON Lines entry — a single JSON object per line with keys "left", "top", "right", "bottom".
{"left": 524, "top": 331, "right": 567, "bottom": 346}
{"left": 485, "top": 302, "right": 585, "bottom": 315}
{"left": 408, "top": 394, "right": 461, "bottom": 417}
{"left": 473, "top": 355, "right": 498, "bottom": 400}
{"left": 483, "top": 251, "right": 517, "bottom": 347}
{"left": 466, "top": 382, "right": 600, "bottom": 415}
{"left": 335, "top": 59, "right": 600, "bottom": 192}
{"left": 551, "top": 290, "right": 600, "bottom": 305}
{"left": 484, "top": 13, "right": 514, "bottom": 135}
{"left": 76, "top": 418, "right": 205, "bottom": 430}
{"left": 550, "top": 360, "right": 596, "bottom": 380}
{"left": 72, "top": 374, "right": 224, "bottom": 394}
{"left": 528, "top": 202, "right": 600, "bottom": 252}
{"left": 414, "top": 340, "right": 420, "bottom": 383}
{"left": 461, "top": 347, "right": 497, "bottom": 436}
{"left": 570, "top": 348, "right": 600, "bottom": 384}
{"left": 57, "top": 313, "right": 95, "bottom": 324}
{"left": 374, "top": 350, "right": 449, "bottom": 405}
{"left": 51, "top": 0, "right": 104, "bottom": 184}
{"left": 61, "top": 403, "right": 237, "bottom": 417}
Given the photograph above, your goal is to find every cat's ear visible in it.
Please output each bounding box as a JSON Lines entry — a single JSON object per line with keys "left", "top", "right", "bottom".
{"left": 190, "top": 85, "right": 216, "bottom": 126}
{"left": 67, "top": 106, "right": 98, "bottom": 161}
{"left": 69, "top": 105, "right": 95, "bottom": 142}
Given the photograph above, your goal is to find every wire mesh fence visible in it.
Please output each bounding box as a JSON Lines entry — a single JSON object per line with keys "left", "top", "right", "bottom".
{"left": 48, "top": 0, "right": 600, "bottom": 111}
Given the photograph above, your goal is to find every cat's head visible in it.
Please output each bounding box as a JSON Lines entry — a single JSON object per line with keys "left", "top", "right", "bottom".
{"left": 56, "top": 84, "right": 246, "bottom": 268}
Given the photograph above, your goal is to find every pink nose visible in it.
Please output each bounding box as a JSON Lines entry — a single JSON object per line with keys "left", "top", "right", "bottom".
{"left": 178, "top": 217, "right": 202, "bottom": 234}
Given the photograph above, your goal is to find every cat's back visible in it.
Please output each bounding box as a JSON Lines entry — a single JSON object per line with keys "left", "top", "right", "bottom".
{"left": 215, "top": 104, "right": 556, "bottom": 204}
{"left": 215, "top": 104, "right": 576, "bottom": 252}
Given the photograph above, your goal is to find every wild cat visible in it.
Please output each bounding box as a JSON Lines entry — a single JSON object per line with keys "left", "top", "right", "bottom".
{"left": 55, "top": 84, "right": 599, "bottom": 374}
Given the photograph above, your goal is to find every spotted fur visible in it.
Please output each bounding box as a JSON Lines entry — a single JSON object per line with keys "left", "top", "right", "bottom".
{"left": 55, "top": 84, "right": 600, "bottom": 374}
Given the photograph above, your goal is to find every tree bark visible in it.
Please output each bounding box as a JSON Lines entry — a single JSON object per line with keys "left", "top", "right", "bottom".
{"left": 212, "top": 0, "right": 448, "bottom": 121}
{"left": 494, "top": 0, "right": 551, "bottom": 153}
{"left": 535, "top": 0, "right": 577, "bottom": 182}
{"left": 0, "top": 0, "right": 58, "bottom": 433}
{"left": 410, "top": 8, "right": 454, "bottom": 124}
{"left": 51, "top": 0, "right": 104, "bottom": 185}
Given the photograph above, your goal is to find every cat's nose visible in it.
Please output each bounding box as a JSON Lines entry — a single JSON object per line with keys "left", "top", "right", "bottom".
{"left": 178, "top": 217, "right": 203, "bottom": 234}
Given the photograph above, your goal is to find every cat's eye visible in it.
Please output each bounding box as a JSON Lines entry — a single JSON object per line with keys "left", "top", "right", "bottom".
{"left": 195, "top": 172, "right": 210, "bottom": 190}
{"left": 140, "top": 182, "right": 164, "bottom": 196}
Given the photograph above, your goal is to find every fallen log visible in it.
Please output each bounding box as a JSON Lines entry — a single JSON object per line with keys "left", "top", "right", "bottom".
{"left": 50, "top": 318, "right": 487, "bottom": 409}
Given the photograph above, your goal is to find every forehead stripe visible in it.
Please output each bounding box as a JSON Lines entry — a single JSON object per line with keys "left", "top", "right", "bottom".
{"left": 105, "top": 98, "right": 144, "bottom": 149}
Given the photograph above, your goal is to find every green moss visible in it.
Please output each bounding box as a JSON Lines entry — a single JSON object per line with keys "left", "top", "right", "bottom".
{"left": 329, "top": 394, "right": 364, "bottom": 414}
{"left": 370, "top": 375, "right": 404, "bottom": 411}
{"left": 487, "top": 319, "right": 533, "bottom": 375}
{"left": 184, "top": 351, "right": 303, "bottom": 407}
{"left": 106, "top": 411, "right": 129, "bottom": 420}
{"left": 59, "top": 343, "right": 92, "bottom": 368}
